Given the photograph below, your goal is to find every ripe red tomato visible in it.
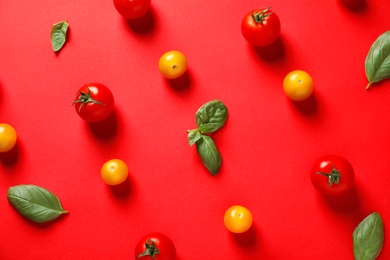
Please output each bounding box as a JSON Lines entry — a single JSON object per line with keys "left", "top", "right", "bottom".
{"left": 73, "top": 83, "right": 114, "bottom": 122}
{"left": 311, "top": 155, "right": 355, "bottom": 196}
{"left": 241, "top": 7, "right": 281, "bottom": 46}
{"left": 135, "top": 233, "right": 176, "bottom": 260}
{"left": 113, "top": 0, "right": 151, "bottom": 20}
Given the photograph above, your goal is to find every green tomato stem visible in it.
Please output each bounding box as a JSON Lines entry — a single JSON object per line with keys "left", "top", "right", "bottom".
{"left": 251, "top": 7, "right": 273, "bottom": 23}
{"left": 137, "top": 240, "right": 160, "bottom": 259}
{"left": 72, "top": 88, "right": 105, "bottom": 112}
{"left": 316, "top": 166, "right": 341, "bottom": 186}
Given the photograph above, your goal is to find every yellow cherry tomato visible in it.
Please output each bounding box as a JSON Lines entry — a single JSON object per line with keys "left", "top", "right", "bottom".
{"left": 158, "top": 50, "right": 187, "bottom": 79}
{"left": 0, "top": 123, "right": 17, "bottom": 153}
{"left": 101, "top": 159, "right": 128, "bottom": 185}
{"left": 283, "top": 70, "right": 314, "bottom": 101}
{"left": 224, "top": 205, "right": 253, "bottom": 233}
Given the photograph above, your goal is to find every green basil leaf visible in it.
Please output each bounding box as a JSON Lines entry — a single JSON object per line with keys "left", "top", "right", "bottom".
{"left": 196, "top": 135, "right": 221, "bottom": 175}
{"left": 196, "top": 100, "right": 228, "bottom": 133}
{"left": 353, "top": 212, "right": 384, "bottom": 260}
{"left": 187, "top": 130, "right": 202, "bottom": 146}
{"left": 365, "top": 31, "right": 390, "bottom": 89}
{"left": 51, "top": 20, "right": 69, "bottom": 52}
{"left": 7, "top": 184, "right": 68, "bottom": 223}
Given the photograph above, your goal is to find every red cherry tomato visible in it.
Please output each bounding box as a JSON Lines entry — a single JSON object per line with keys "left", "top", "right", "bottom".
{"left": 135, "top": 233, "right": 176, "bottom": 260}
{"left": 73, "top": 83, "right": 114, "bottom": 122}
{"left": 241, "top": 7, "right": 281, "bottom": 46}
{"left": 311, "top": 155, "right": 355, "bottom": 196}
{"left": 113, "top": 0, "right": 151, "bottom": 20}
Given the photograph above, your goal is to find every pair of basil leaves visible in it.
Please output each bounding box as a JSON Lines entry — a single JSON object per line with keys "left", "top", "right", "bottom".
{"left": 365, "top": 31, "right": 390, "bottom": 89}
{"left": 7, "top": 184, "right": 68, "bottom": 223}
{"left": 187, "top": 100, "right": 228, "bottom": 175}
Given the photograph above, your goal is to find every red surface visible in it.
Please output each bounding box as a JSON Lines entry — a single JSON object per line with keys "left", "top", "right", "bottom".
{"left": 1, "top": 0, "right": 390, "bottom": 259}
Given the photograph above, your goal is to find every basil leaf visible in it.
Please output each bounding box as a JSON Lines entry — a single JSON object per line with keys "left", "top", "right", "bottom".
{"left": 187, "top": 130, "right": 202, "bottom": 146}
{"left": 196, "top": 135, "right": 221, "bottom": 175}
{"left": 353, "top": 212, "right": 384, "bottom": 260}
{"left": 51, "top": 20, "right": 69, "bottom": 52}
{"left": 7, "top": 184, "right": 68, "bottom": 223}
{"left": 365, "top": 31, "right": 390, "bottom": 89}
{"left": 196, "top": 100, "right": 228, "bottom": 133}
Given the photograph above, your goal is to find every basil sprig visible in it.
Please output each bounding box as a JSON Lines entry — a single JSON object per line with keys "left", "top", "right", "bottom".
{"left": 365, "top": 31, "right": 390, "bottom": 89}
{"left": 51, "top": 20, "right": 69, "bottom": 52}
{"left": 353, "top": 212, "right": 384, "bottom": 260}
{"left": 188, "top": 100, "right": 228, "bottom": 175}
{"left": 7, "top": 184, "right": 68, "bottom": 223}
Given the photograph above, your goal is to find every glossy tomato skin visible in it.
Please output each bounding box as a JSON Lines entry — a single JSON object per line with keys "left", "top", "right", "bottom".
{"left": 113, "top": 0, "right": 151, "bottom": 20}
{"left": 224, "top": 205, "right": 253, "bottom": 233}
{"left": 241, "top": 8, "right": 281, "bottom": 46}
{"left": 74, "top": 83, "right": 114, "bottom": 122}
{"left": 158, "top": 50, "right": 188, "bottom": 79}
{"left": 101, "top": 159, "right": 128, "bottom": 185}
{"left": 0, "top": 123, "right": 17, "bottom": 153}
{"left": 283, "top": 70, "right": 314, "bottom": 101}
{"left": 135, "top": 233, "right": 176, "bottom": 260}
{"left": 311, "top": 155, "right": 355, "bottom": 196}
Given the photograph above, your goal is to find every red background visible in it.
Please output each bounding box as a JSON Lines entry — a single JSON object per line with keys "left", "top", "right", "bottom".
{"left": 1, "top": 0, "right": 390, "bottom": 259}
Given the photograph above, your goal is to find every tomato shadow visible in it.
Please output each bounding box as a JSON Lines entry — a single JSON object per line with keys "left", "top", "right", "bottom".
{"left": 165, "top": 70, "right": 192, "bottom": 92}
{"left": 289, "top": 94, "right": 318, "bottom": 116}
{"left": 230, "top": 225, "right": 257, "bottom": 247}
{"left": 124, "top": 8, "right": 155, "bottom": 34}
{"left": 109, "top": 177, "right": 132, "bottom": 198}
{"left": 87, "top": 110, "right": 118, "bottom": 140}
{"left": 318, "top": 185, "right": 361, "bottom": 215}
{"left": 339, "top": 0, "right": 367, "bottom": 12}
{"left": 252, "top": 36, "right": 285, "bottom": 62}
{"left": 0, "top": 141, "right": 20, "bottom": 166}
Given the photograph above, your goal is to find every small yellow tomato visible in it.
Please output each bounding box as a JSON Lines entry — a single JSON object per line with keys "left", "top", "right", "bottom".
{"left": 283, "top": 70, "right": 314, "bottom": 101}
{"left": 224, "top": 205, "right": 253, "bottom": 233}
{"left": 0, "top": 123, "right": 17, "bottom": 153}
{"left": 158, "top": 50, "right": 187, "bottom": 79}
{"left": 101, "top": 159, "right": 128, "bottom": 185}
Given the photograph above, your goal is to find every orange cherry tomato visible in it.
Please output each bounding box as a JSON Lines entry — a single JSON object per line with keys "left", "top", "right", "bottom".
{"left": 283, "top": 70, "right": 314, "bottom": 101}
{"left": 0, "top": 123, "right": 17, "bottom": 153}
{"left": 158, "top": 50, "right": 187, "bottom": 79}
{"left": 101, "top": 159, "right": 128, "bottom": 185}
{"left": 224, "top": 205, "right": 253, "bottom": 233}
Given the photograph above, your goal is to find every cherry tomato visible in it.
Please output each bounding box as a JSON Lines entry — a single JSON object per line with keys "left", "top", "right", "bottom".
{"left": 311, "top": 155, "right": 355, "bottom": 196}
{"left": 224, "top": 205, "right": 253, "bottom": 233}
{"left": 283, "top": 70, "right": 314, "bottom": 101}
{"left": 241, "top": 7, "right": 281, "bottom": 46}
{"left": 113, "top": 0, "right": 151, "bottom": 20}
{"left": 158, "top": 50, "right": 187, "bottom": 79}
{"left": 101, "top": 159, "right": 128, "bottom": 185}
{"left": 0, "top": 123, "right": 17, "bottom": 153}
{"left": 135, "top": 233, "right": 176, "bottom": 260}
{"left": 73, "top": 83, "right": 114, "bottom": 122}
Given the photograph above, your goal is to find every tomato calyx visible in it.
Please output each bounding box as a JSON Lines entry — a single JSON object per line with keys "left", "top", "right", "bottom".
{"left": 73, "top": 88, "right": 106, "bottom": 112}
{"left": 251, "top": 7, "right": 273, "bottom": 24}
{"left": 137, "top": 240, "right": 160, "bottom": 259}
{"left": 316, "top": 165, "right": 341, "bottom": 186}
